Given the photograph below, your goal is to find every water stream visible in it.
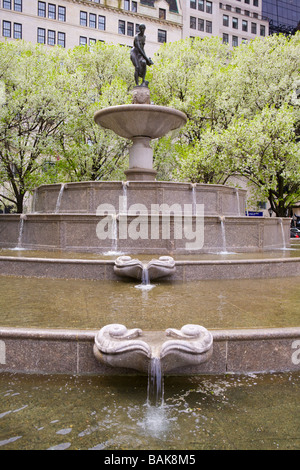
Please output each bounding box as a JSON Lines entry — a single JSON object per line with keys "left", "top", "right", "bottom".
{"left": 55, "top": 184, "right": 65, "bottom": 213}
{"left": 279, "top": 218, "right": 287, "bottom": 250}
{"left": 16, "top": 215, "right": 26, "bottom": 250}
{"left": 147, "top": 357, "right": 164, "bottom": 407}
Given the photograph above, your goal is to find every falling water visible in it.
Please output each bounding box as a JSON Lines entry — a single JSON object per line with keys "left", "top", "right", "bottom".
{"left": 191, "top": 183, "right": 197, "bottom": 217}
{"left": 16, "top": 215, "right": 26, "bottom": 249}
{"left": 135, "top": 265, "right": 155, "bottom": 290}
{"left": 220, "top": 217, "right": 227, "bottom": 254}
{"left": 279, "top": 218, "right": 287, "bottom": 250}
{"left": 147, "top": 357, "right": 164, "bottom": 407}
{"left": 110, "top": 214, "right": 118, "bottom": 252}
{"left": 122, "top": 181, "right": 128, "bottom": 214}
{"left": 55, "top": 184, "right": 65, "bottom": 213}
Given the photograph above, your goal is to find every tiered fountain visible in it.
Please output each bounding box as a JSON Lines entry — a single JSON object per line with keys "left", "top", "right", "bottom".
{"left": 0, "top": 26, "right": 299, "bottom": 381}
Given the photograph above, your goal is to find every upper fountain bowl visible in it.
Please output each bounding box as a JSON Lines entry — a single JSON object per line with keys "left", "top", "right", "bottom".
{"left": 94, "top": 104, "right": 187, "bottom": 140}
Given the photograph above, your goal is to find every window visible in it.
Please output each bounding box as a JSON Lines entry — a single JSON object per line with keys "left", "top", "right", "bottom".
{"left": 253, "top": 0, "right": 258, "bottom": 6}
{"left": 2, "top": 20, "right": 11, "bottom": 37}
{"left": 38, "top": 1, "right": 46, "bottom": 17}
{"left": 244, "top": 10, "right": 250, "bottom": 16}
{"left": 251, "top": 22, "right": 257, "bottom": 34}
{"left": 232, "top": 17, "right": 238, "bottom": 29}
{"left": 223, "top": 14, "right": 229, "bottom": 27}
{"left": 260, "top": 24, "right": 265, "bottom": 36}
{"left": 245, "top": 0, "right": 250, "bottom": 3}
{"left": 222, "top": 33, "right": 229, "bottom": 44}
{"left": 48, "top": 3, "right": 56, "bottom": 20}
{"left": 236, "top": 7, "right": 241, "bottom": 13}
{"left": 198, "top": 0, "right": 204, "bottom": 12}
{"left": 190, "top": 0, "right": 196, "bottom": 9}
{"left": 124, "top": 0, "right": 130, "bottom": 10}
{"left": 13, "top": 22, "right": 22, "bottom": 39}
{"left": 232, "top": 35, "right": 238, "bottom": 47}
{"left": 118, "top": 20, "right": 125, "bottom": 35}
{"left": 98, "top": 15, "right": 106, "bottom": 30}
{"left": 89, "top": 38, "right": 96, "bottom": 45}
{"left": 127, "top": 22, "right": 134, "bottom": 36}
{"left": 206, "top": 20, "right": 212, "bottom": 33}
{"left": 225, "top": 3, "right": 231, "bottom": 10}
{"left": 58, "top": 6, "right": 66, "bottom": 22}
{"left": 3, "top": 0, "right": 11, "bottom": 9}
{"left": 79, "top": 36, "right": 87, "bottom": 45}
{"left": 14, "top": 0, "right": 22, "bottom": 12}
{"left": 80, "top": 11, "right": 87, "bottom": 27}
{"left": 158, "top": 29, "right": 167, "bottom": 43}
{"left": 242, "top": 20, "right": 248, "bottom": 32}
{"left": 48, "top": 29, "right": 55, "bottom": 45}
{"left": 190, "top": 16, "right": 196, "bottom": 29}
{"left": 89, "top": 13, "right": 96, "bottom": 28}
{"left": 37, "top": 27, "right": 46, "bottom": 43}
{"left": 132, "top": 1, "right": 137, "bottom": 12}
{"left": 159, "top": 8, "right": 166, "bottom": 19}
{"left": 198, "top": 18, "right": 204, "bottom": 31}
{"left": 206, "top": 1, "right": 212, "bottom": 14}
{"left": 57, "top": 31, "right": 66, "bottom": 47}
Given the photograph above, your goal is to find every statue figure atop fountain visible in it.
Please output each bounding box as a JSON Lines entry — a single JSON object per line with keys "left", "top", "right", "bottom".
{"left": 130, "top": 24, "right": 153, "bottom": 88}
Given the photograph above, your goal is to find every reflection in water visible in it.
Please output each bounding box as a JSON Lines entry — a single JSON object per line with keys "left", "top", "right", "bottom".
{"left": 0, "top": 275, "right": 299, "bottom": 330}
{"left": 0, "top": 372, "right": 299, "bottom": 450}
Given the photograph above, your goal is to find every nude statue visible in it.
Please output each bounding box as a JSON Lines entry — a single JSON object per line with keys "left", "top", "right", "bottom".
{"left": 130, "top": 24, "right": 154, "bottom": 87}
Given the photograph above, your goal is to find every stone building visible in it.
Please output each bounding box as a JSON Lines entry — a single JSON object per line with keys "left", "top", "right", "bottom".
{"left": 0, "top": 0, "right": 270, "bottom": 54}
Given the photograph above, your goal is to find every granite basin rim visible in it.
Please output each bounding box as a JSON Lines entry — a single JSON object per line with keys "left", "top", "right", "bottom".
{"left": 94, "top": 104, "right": 187, "bottom": 139}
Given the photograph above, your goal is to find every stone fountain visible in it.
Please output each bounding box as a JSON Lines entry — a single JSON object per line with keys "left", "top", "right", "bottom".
{"left": 0, "top": 25, "right": 299, "bottom": 383}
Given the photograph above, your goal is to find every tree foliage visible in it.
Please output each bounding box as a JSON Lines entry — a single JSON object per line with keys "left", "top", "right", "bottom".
{"left": 0, "top": 34, "right": 299, "bottom": 216}
{"left": 149, "top": 33, "right": 300, "bottom": 215}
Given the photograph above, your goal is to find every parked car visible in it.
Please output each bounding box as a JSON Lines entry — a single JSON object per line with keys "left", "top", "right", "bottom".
{"left": 290, "top": 227, "right": 300, "bottom": 238}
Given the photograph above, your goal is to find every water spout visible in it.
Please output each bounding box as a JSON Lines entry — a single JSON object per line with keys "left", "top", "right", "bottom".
{"left": 279, "top": 218, "right": 287, "bottom": 250}
{"left": 55, "top": 184, "right": 65, "bottom": 213}
{"left": 121, "top": 181, "right": 128, "bottom": 214}
{"left": 16, "top": 214, "right": 26, "bottom": 249}
{"left": 219, "top": 216, "right": 227, "bottom": 254}
{"left": 135, "top": 265, "right": 154, "bottom": 291}
{"left": 147, "top": 357, "right": 164, "bottom": 407}
{"left": 103, "top": 214, "right": 123, "bottom": 255}
{"left": 190, "top": 183, "right": 197, "bottom": 217}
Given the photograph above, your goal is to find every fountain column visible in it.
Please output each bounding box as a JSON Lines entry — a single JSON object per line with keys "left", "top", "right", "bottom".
{"left": 94, "top": 87, "right": 187, "bottom": 182}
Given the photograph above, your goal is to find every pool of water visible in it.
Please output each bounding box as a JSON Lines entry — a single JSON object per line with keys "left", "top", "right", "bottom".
{"left": 0, "top": 276, "right": 299, "bottom": 330}
{"left": 1, "top": 244, "right": 300, "bottom": 260}
{"left": 0, "top": 371, "right": 299, "bottom": 450}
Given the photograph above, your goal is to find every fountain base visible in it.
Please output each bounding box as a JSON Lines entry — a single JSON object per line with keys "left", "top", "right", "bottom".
{"left": 124, "top": 167, "right": 157, "bottom": 181}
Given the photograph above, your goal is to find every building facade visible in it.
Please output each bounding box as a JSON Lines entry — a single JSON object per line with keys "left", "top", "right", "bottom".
{"left": 262, "top": 0, "right": 300, "bottom": 35}
{"left": 0, "top": 0, "right": 273, "bottom": 53}
{"left": 0, "top": 0, "right": 182, "bottom": 55}
{"left": 183, "top": 0, "right": 269, "bottom": 47}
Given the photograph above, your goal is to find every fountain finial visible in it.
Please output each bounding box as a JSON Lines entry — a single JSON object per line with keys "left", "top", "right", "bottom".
{"left": 130, "top": 24, "right": 154, "bottom": 88}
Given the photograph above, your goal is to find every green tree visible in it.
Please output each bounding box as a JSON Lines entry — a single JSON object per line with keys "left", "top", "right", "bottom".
{"left": 57, "top": 43, "right": 134, "bottom": 182}
{"left": 150, "top": 34, "right": 300, "bottom": 214}
{"left": 0, "top": 41, "right": 71, "bottom": 213}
